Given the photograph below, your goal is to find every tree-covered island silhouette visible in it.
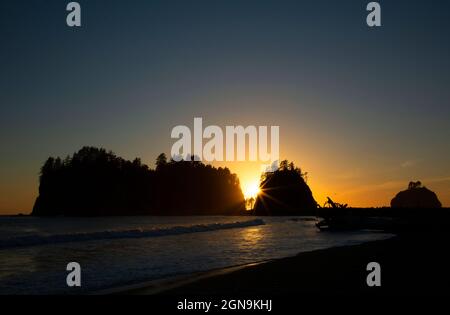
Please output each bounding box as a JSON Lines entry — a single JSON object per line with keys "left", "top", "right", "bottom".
{"left": 32, "top": 146, "right": 443, "bottom": 218}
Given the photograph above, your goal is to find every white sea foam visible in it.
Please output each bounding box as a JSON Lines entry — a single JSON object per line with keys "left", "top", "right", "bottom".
{"left": 0, "top": 219, "right": 265, "bottom": 249}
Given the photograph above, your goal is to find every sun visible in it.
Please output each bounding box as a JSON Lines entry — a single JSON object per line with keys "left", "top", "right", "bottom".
{"left": 243, "top": 181, "right": 261, "bottom": 199}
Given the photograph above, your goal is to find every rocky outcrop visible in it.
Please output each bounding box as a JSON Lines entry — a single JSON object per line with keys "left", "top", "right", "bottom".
{"left": 253, "top": 160, "right": 317, "bottom": 216}
{"left": 391, "top": 181, "right": 442, "bottom": 208}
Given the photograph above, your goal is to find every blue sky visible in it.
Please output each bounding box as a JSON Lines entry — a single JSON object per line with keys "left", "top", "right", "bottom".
{"left": 1, "top": 0, "right": 449, "bottom": 213}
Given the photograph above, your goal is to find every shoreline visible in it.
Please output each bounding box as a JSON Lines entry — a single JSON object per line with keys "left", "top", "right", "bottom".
{"left": 110, "top": 231, "right": 450, "bottom": 296}
{"left": 93, "top": 260, "right": 272, "bottom": 295}
{"left": 103, "top": 237, "right": 395, "bottom": 295}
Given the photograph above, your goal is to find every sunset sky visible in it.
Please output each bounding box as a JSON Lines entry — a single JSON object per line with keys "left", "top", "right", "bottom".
{"left": 1, "top": 0, "right": 449, "bottom": 214}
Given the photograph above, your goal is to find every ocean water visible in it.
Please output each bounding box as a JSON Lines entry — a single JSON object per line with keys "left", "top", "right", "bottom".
{"left": 0, "top": 216, "right": 392, "bottom": 294}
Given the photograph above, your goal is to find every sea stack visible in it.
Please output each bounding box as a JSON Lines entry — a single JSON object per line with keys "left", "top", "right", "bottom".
{"left": 253, "top": 160, "right": 317, "bottom": 216}
{"left": 391, "top": 181, "right": 442, "bottom": 208}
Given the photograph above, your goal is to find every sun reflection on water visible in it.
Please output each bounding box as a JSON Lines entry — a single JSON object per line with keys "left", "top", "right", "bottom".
{"left": 239, "top": 227, "right": 264, "bottom": 247}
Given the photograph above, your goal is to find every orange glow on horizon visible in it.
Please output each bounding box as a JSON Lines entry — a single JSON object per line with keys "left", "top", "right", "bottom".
{"left": 213, "top": 161, "right": 264, "bottom": 200}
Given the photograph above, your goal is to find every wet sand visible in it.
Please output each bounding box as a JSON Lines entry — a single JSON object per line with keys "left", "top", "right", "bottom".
{"left": 122, "top": 231, "right": 450, "bottom": 296}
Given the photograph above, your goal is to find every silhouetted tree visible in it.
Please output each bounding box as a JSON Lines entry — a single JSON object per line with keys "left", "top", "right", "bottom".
{"left": 246, "top": 197, "right": 255, "bottom": 210}
{"left": 156, "top": 153, "right": 167, "bottom": 170}
{"left": 408, "top": 181, "right": 422, "bottom": 190}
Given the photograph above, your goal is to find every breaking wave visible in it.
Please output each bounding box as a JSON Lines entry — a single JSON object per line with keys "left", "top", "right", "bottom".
{"left": 0, "top": 219, "right": 265, "bottom": 249}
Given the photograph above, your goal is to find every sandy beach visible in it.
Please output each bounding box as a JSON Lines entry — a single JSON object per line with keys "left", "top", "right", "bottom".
{"left": 121, "top": 231, "right": 450, "bottom": 296}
